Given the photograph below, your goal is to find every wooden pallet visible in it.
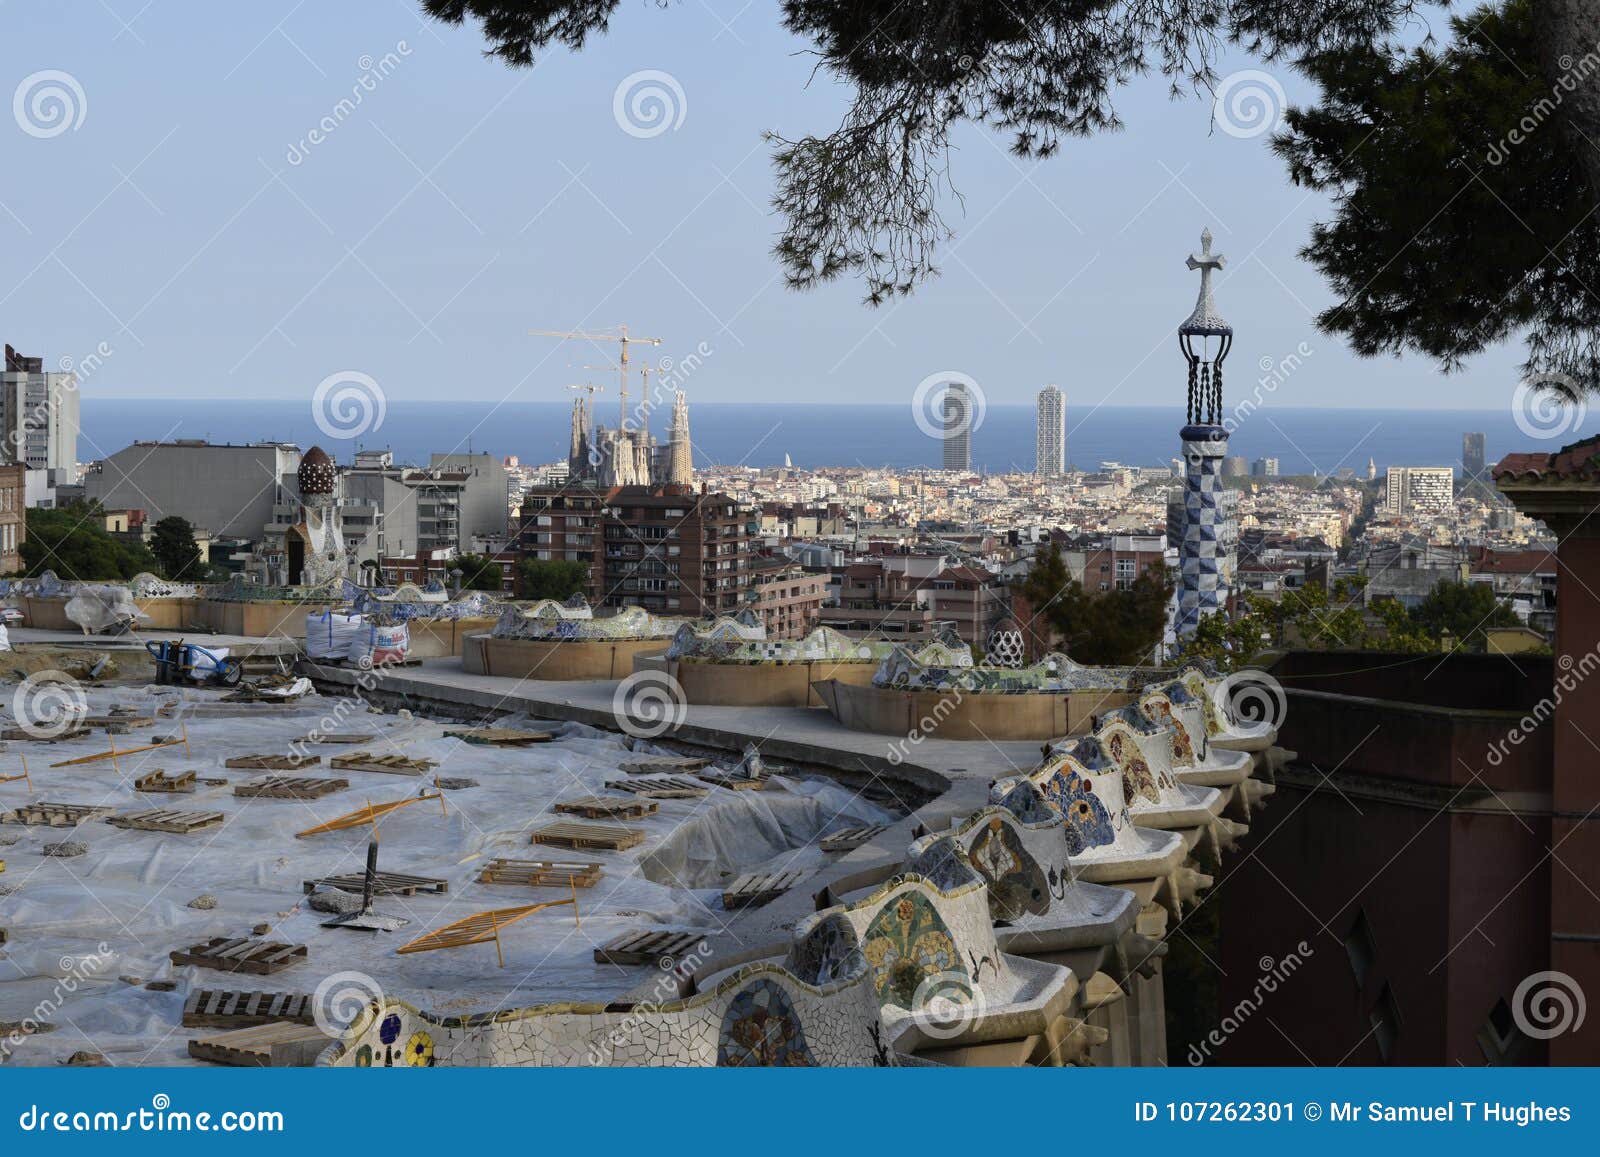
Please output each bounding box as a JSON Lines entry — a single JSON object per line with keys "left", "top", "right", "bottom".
{"left": 187, "top": 1021, "right": 329, "bottom": 1067}
{"left": 695, "top": 772, "right": 765, "bottom": 791}
{"left": 182, "top": 988, "right": 315, "bottom": 1029}
{"left": 170, "top": 937, "right": 308, "bottom": 976}
{"left": 722, "top": 869, "right": 809, "bottom": 911}
{"left": 329, "top": 753, "right": 438, "bottom": 776}
{"left": 134, "top": 769, "right": 196, "bottom": 794}
{"left": 594, "top": 929, "right": 710, "bottom": 967}
{"left": 224, "top": 754, "right": 320, "bottom": 770}
{"left": 82, "top": 714, "right": 156, "bottom": 730}
{"left": 234, "top": 776, "right": 349, "bottom": 800}
{"left": 443, "top": 727, "right": 552, "bottom": 747}
{"left": 616, "top": 755, "right": 710, "bottom": 775}
{"left": 820, "top": 825, "right": 888, "bottom": 853}
{"left": 302, "top": 870, "right": 448, "bottom": 897}
{"left": 107, "top": 809, "right": 226, "bottom": 834}
{"left": 0, "top": 726, "right": 89, "bottom": 742}
{"left": 553, "top": 795, "right": 659, "bottom": 820}
{"left": 530, "top": 821, "right": 644, "bottom": 851}
{"left": 603, "top": 775, "right": 708, "bottom": 799}
{"left": 300, "top": 732, "right": 375, "bottom": 745}
{"left": 2, "top": 802, "right": 115, "bottom": 827}
{"left": 478, "top": 858, "right": 604, "bottom": 888}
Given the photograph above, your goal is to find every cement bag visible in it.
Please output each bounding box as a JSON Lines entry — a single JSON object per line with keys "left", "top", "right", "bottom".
{"left": 305, "top": 611, "right": 363, "bottom": 661}
{"left": 350, "top": 622, "right": 408, "bottom": 668}
{"left": 189, "top": 645, "right": 229, "bottom": 681}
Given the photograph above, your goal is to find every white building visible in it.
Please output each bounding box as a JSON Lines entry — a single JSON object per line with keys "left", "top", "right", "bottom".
{"left": 2, "top": 344, "right": 79, "bottom": 487}
{"left": 1036, "top": 385, "right": 1065, "bottom": 477}
{"left": 1384, "top": 466, "right": 1454, "bottom": 515}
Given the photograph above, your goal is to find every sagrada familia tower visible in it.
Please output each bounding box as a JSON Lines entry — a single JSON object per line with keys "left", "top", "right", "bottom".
{"left": 566, "top": 389, "right": 694, "bottom": 487}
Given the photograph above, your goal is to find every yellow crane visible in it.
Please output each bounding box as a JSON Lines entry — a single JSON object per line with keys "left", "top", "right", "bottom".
{"left": 530, "top": 325, "right": 661, "bottom": 428}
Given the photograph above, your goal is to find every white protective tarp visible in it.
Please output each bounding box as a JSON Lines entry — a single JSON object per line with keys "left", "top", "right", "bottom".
{"left": 64, "top": 586, "right": 148, "bottom": 634}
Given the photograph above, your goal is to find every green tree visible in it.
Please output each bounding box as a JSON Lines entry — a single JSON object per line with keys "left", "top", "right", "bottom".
{"left": 1014, "top": 543, "right": 1172, "bottom": 666}
{"left": 149, "top": 515, "right": 203, "bottom": 580}
{"left": 454, "top": 552, "right": 507, "bottom": 592}
{"left": 1410, "top": 578, "right": 1520, "bottom": 647}
{"left": 22, "top": 504, "right": 159, "bottom": 581}
{"left": 516, "top": 557, "right": 590, "bottom": 601}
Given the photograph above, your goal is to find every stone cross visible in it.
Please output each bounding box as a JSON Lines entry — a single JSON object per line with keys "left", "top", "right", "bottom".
{"left": 1183, "top": 227, "right": 1228, "bottom": 331}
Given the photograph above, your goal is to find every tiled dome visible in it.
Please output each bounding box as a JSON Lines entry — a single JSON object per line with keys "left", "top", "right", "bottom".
{"left": 298, "top": 446, "right": 336, "bottom": 495}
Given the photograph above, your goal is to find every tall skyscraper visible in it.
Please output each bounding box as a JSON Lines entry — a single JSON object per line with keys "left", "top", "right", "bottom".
{"left": 1175, "top": 229, "right": 1236, "bottom": 640}
{"left": 941, "top": 382, "right": 971, "bottom": 471}
{"left": 1384, "top": 466, "right": 1455, "bottom": 514}
{"left": 1035, "top": 385, "right": 1065, "bottom": 477}
{"left": 1462, "top": 432, "right": 1486, "bottom": 480}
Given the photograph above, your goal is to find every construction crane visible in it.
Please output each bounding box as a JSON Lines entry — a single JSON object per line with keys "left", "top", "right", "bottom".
{"left": 531, "top": 325, "right": 661, "bottom": 429}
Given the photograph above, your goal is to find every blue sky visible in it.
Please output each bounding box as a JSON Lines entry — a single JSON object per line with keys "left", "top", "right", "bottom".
{"left": 2, "top": 2, "right": 1525, "bottom": 415}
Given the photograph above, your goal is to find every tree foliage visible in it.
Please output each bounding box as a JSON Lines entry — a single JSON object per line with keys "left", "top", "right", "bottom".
{"left": 454, "top": 552, "right": 508, "bottom": 591}
{"left": 1015, "top": 541, "right": 1173, "bottom": 666}
{"left": 516, "top": 557, "right": 591, "bottom": 601}
{"left": 1277, "top": 0, "right": 1600, "bottom": 390}
{"left": 149, "top": 515, "right": 204, "bottom": 581}
{"left": 21, "top": 504, "right": 160, "bottom": 581}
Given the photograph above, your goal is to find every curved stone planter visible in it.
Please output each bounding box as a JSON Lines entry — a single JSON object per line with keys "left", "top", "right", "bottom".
{"left": 672, "top": 657, "right": 877, "bottom": 708}
{"left": 813, "top": 678, "right": 1132, "bottom": 741}
{"left": 462, "top": 634, "right": 668, "bottom": 681}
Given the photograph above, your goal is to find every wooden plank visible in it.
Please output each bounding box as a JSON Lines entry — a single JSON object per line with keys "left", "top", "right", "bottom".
{"left": 328, "top": 753, "right": 437, "bottom": 776}
{"left": 553, "top": 795, "right": 658, "bottom": 820}
{"left": 477, "top": 858, "right": 603, "bottom": 888}
{"left": 224, "top": 754, "right": 320, "bottom": 770}
{"left": 107, "top": 809, "right": 225, "bottom": 834}
{"left": 397, "top": 900, "right": 579, "bottom": 965}
{"left": 615, "top": 755, "right": 710, "bottom": 775}
{"left": 300, "top": 733, "right": 375, "bottom": 745}
{"left": 3, "top": 802, "right": 115, "bottom": 826}
{"left": 593, "top": 929, "right": 709, "bottom": 967}
{"left": 722, "top": 869, "right": 809, "bottom": 911}
{"left": 302, "top": 871, "right": 447, "bottom": 896}
{"left": 170, "top": 937, "right": 307, "bottom": 976}
{"left": 187, "top": 1021, "right": 328, "bottom": 1067}
{"left": 182, "top": 989, "right": 314, "bottom": 1029}
{"left": 1, "top": 726, "right": 90, "bottom": 742}
{"left": 603, "top": 776, "right": 708, "bottom": 799}
{"left": 234, "top": 776, "right": 349, "bottom": 800}
{"left": 530, "top": 821, "right": 644, "bottom": 851}
{"left": 134, "top": 769, "right": 196, "bottom": 794}
{"left": 443, "top": 727, "right": 552, "bottom": 747}
{"left": 820, "top": 825, "right": 888, "bottom": 853}
{"left": 294, "top": 792, "right": 447, "bottom": 838}
{"left": 695, "top": 772, "right": 765, "bottom": 791}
